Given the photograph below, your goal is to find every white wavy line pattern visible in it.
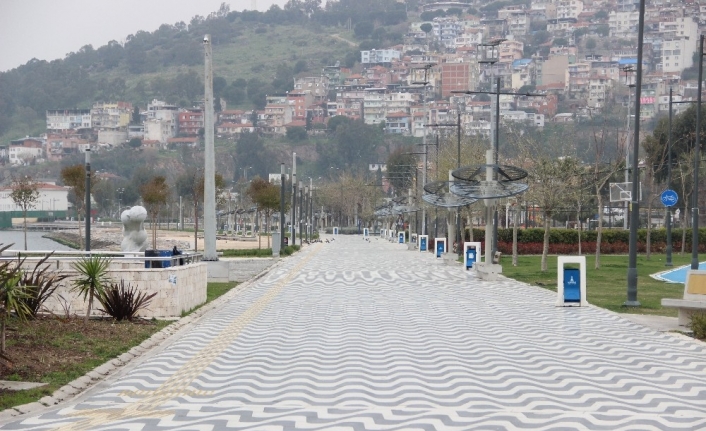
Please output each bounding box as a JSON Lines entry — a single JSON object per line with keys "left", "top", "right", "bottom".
{"left": 2, "top": 236, "right": 706, "bottom": 430}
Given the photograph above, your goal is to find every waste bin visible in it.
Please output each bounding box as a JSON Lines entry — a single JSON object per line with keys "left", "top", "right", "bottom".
{"left": 563, "top": 267, "right": 581, "bottom": 302}
{"left": 436, "top": 241, "right": 445, "bottom": 258}
{"left": 419, "top": 236, "right": 427, "bottom": 252}
{"left": 145, "top": 249, "right": 157, "bottom": 268}
{"left": 465, "top": 246, "right": 476, "bottom": 270}
{"left": 159, "top": 250, "right": 172, "bottom": 268}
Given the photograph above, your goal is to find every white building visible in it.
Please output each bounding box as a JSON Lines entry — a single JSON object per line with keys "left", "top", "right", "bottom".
{"left": 555, "top": 0, "right": 583, "bottom": 19}
{"left": 363, "top": 89, "right": 386, "bottom": 125}
{"left": 0, "top": 183, "right": 69, "bottom": 213}
{"left": 501, "top": 111, "right": 545, "bottom": 127}
{"left": 609, "top": 11, "right": 639, "bottom": 39}
{"left": 46, "top": 109, "right": 91, "bottom": 131}
{"left": 144, "top": 119, "right": 175, "bottom": 143}
{"left": 659, "top": 17, "right": 698, "bottom": 74}
{"left": 361, "top": 49, "right": 402, "bottom": 65}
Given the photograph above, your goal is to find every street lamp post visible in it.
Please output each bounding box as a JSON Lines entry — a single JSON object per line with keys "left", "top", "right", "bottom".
{"left": 692, "top": 34, "right": 704, "bottom": 270}
{"left": 280, "top": 163, "right": 285, "bottom": 249}
{"left": 291, "top": 153, "right": 297, "bottom": 246}
{"left": 667, "top": 95, "right": 700, "bottom": 265}
{"left": 85, "top": 149, "right": 91, "bottom": 252}
{"left": 625, "top": 0, "right": 646, "bottom": 307}
{"left": 452, "top": 85, "right": 543, "bottom": 256}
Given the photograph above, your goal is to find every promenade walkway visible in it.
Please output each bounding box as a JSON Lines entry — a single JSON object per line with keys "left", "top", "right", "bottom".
{"left": 2, "top": 235, "right": 706, "bottom": 430}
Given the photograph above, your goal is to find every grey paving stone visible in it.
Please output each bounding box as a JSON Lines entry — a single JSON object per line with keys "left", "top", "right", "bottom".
{"left": 0, "top": 237, "right": 705, "bottom": 430}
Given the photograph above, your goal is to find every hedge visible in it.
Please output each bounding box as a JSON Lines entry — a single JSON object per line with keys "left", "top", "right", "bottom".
{"left": 464, "top": 227, "right": 706, "bottom": 254}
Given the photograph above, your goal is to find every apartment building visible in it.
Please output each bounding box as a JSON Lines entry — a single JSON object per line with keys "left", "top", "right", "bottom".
{"left": 46, "top": 109, "right": 91, "bottom": 131}
{"left": 363, "top": 88, "right": 386, "bottom": 125}
{"left": 177, "top": 109, "right": 204, "bottom": 136}
{"left": 556, "top": 0, "right": 584, "bottom": 19}
{"left": 90, "top": 102, "right": 132, "bottom": 130}
{"left": 609, "top": 11, "right": 639, "bottom": 38}
{"left": 361, "top": 49, "right": 402, "bottom": 65}
{"left": 9, "top": 138, "right": 44, "bottom": 165}
{"left": 293, "top": 76, "right": 330, "bottom": 102}
{"left": 441, "top": 62, "right": 472, "bottom": 98}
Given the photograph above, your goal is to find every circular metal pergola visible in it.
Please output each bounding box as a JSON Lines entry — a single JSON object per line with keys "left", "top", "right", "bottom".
{"left": 422, "top": 180, "right": 478, "bottom": 208}
{"left": 449, "top": 164, "right": 529, "bottom": 199}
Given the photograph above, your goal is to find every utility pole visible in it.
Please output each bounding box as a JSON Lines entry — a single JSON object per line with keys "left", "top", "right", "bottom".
{"left": 85, "top": 149, "right": 91, "bottom": 252}
{"left": 203, "top": 34, "right": 217, "bottom": 261}
{"left": 291, "top": 153, "right": 297, "bottom": 246}
{"left": 280, "top": 163, "right": 285, "bottom": 249}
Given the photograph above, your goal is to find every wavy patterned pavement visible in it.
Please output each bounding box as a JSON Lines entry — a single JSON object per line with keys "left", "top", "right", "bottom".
{"left": 2, "top": 236, "right": 706, "bottom": 430}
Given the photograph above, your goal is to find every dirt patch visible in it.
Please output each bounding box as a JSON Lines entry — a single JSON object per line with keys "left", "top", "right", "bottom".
{"left": 0, "top": 316, "right": 165, "bottom": 383}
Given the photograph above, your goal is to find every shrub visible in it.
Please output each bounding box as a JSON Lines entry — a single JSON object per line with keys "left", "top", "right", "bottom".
{"left": 99, "top": 279, "right": 157, "bottom": 321}
{"left": 690, "top": 312, "right": 706, "bottom": 340}
{"left": 19, "top": 254, "right": 68, "bottom": 318}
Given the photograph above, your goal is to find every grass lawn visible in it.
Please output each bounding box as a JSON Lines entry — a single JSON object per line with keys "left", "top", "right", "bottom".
{"left": 501, "top": 253, "right": 697, "bottom": 316}
{"left": 0, "top": 281, "right": 240, "bottom": 411}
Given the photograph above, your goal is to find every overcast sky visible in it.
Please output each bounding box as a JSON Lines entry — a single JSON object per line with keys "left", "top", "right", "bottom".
{"left": 0, "top": 0, "right": 289, "bottom": 72}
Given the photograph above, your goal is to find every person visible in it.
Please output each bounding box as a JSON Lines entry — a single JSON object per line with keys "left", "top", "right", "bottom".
{"left": 172, "top": 245, "right": 183, "bottom": 265}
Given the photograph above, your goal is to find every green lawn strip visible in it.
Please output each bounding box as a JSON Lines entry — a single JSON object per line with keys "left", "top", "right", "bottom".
{"left": 0, "top": 319, "right": 170, "bottom": 411}
{"left": 501, "top": 254, "right": 696, "bottom": 316}
{"left": 181, "top": 281, "right": 240, "bottom": 317}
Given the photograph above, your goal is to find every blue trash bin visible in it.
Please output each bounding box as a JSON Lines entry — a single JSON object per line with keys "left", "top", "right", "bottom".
{"left": 436, "top": 241, "right": 444, "bottom": 258}
{"left": 159, "top": 250, "right": 172, "bottom": 268}
{"left": 465, "top": 246, "right": 476, "bottom": 270}
{"left": 145, "top": 249, "right": 157, "bottom": 268}
{"left": 563, "top": 268, "right": 580, "bottom": 302}
{"left": 420, "top": 237, "right": 427, "bottom": 251}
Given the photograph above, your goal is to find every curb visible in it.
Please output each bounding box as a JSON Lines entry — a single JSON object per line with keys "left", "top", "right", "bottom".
{"left": 0, "top": 255, "right": 287, "bottom": 421}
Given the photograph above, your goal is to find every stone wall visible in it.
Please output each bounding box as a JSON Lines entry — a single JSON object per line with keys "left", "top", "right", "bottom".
{"left": 207, "top": 258, "right": 276, "bottom": 283}
{"left": 41, "top": 261, "right": 207, "bottom": 319}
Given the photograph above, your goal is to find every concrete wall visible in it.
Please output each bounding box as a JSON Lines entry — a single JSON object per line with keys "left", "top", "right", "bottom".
{"left": 43, "top": 261, "right": 207, "bottom": 319}
{"left": 207, "top": 258, "right": 276, "bottom": 283}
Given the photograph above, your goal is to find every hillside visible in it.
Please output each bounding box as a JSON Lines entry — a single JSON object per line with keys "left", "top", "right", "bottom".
{"left": 0, "top": 0, "right": 407, "bottom": 143}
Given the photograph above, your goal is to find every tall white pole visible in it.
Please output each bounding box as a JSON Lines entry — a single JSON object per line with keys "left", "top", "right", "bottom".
{"left": 422, "top": 84, "right": 428, "bottom": 236}
{"left": 625, "top": 86, "right": 630, "bottom": 230}
{"left": 203, "top": 34, "right": 218, "bottom": 261}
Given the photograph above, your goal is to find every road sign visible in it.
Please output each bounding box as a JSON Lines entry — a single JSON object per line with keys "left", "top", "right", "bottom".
{"left": 661, "top": 189, "right": 678, "bottom": 207}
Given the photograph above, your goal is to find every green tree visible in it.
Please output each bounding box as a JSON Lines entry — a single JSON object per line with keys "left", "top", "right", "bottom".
{"left": 140, "top": 176, "right": 170, "bottom": 250}
{"left": 586, "top": 38, "right": 597, "bottom": 50}
{"left": 246, "top": 177, "right": 281, "bottom": 248}
{"left": 71, "top": 256, "right": 112, "bottom": 324}
{"left": 420, "top": 23, "right": 433, "bottom": 34}
{"left": 128, "top": 138, "right": 142, "bottom": 148}
{"left": 386, "top": 150, "right": 417, "bottom": 193}
{"left": 10, "top": 176, "right": 40, "bottom": 250}
{"left": 61, "top": 164, "right": 96, "bottom": 250}
{"left": 286, "top": 126, "right": 308, "bottom": 141}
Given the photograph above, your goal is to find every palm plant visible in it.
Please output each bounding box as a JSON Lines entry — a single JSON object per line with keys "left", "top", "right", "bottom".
{"left": 20, "top": 253, "right": 68, "bottom": 318}
{"left": 0, "top": 244, "right": 32, "bottom": 355}
{"left": 71, "top": 256, "right": 112, "bottom": 323}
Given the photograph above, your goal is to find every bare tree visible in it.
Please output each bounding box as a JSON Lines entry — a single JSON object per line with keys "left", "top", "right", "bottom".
{"left": 61, "top": 164, "right": 97, "bottom": 250}
{"left": 10, "top": 176, "right": 40, "bottom": 250}
{"left": 140, "top": 176, "right": 170, "bottom": 250}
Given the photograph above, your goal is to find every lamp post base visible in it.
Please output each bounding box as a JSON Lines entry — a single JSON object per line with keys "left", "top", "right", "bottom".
{"left": 622, "top": 300, "right": 641, "bottom": 307}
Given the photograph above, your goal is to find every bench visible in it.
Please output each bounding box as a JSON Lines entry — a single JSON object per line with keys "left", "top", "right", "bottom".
{"left": 661, "top": 269, "right": 706, "bottom": 326}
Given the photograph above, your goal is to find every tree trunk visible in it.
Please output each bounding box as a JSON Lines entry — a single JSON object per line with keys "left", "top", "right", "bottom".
{"left": 541, "top": 214, "right": 550, "bottom": 272}
{"left": 77, "top": 209, "right": 84, "bottom": 250}
{"left": 577, "top": 207, "right": 581, "bottom": 255}
{"left": 194, "top": 204, "right": 199, "bottom": 252}
{"left": 258, "top": 209, "right": 262, "bottom": 250}
{"left": 512, "top": 206, "right": 518, "bottom": 266}
{"left": 1, "top": 320, "right": 5, "bottom": 353}
{"left": 595, "top": 195, "right": 603, "bottom": 269}
{"left": 23, "top": 209, "right": 28, "bottom": 251}
{"left": 646, "top": 199, "right": 653, "bottom": 259}
{"left": 85, "top": 289, "right": 93, "bottom": 324}
{"left": 266, "top": 211, "right": 271, "bottom": 248}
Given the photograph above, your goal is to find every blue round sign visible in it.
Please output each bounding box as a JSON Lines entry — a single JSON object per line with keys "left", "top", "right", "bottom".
{"left": 661, "top": 189, "right": 678, "bottom": 207}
